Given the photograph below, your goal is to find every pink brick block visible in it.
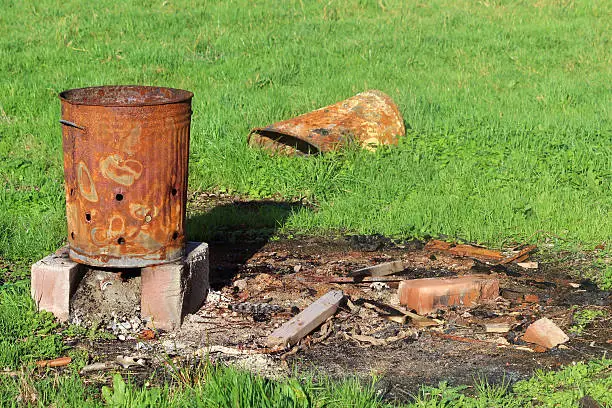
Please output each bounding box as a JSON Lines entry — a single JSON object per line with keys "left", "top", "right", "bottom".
{"left": 141, "top": 242, "right": 208, "bottom": 331}
{"left": 398, "top": 275, "right": 499, "bottom": 315}
{"left": 31, "top": 247, "right": 86, "bottom": 321}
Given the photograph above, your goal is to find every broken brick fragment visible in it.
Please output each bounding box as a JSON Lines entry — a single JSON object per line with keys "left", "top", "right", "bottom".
{"left": 522, "top": 317, "right": 569, "bottom": 349}
{"left": 398, "top": 275, "right": 499, "bottom": 315}
{"left": 523, "top": 294, "right": 539, "bottom": 303}
{"left": 139, "top": 329, "right": 156, "bottom": 341}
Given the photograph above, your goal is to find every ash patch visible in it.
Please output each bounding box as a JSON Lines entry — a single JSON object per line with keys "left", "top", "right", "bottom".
{"left": 70, "top": 269, "right": 144, "bottom": 338}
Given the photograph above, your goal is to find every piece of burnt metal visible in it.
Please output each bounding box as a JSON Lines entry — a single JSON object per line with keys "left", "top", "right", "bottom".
{"left": 59, "top": 86, "right": 193, "bottom": 267}
{"left": 229, "top": 302, "right": 285, "bottom": 315}
{"left": 248, "top": 90, "right": 405, "bottom": 155}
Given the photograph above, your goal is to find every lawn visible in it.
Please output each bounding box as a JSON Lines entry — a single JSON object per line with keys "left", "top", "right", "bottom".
{"left": 0, "top": 0, "right": 610, "bottom": 406}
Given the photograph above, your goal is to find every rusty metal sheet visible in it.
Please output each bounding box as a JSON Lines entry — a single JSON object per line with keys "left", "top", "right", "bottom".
{"left": 248, "top": 90, "right": 405, "bottom": 155}
{"left": 59, "top": 86, "right": 193, "bottom": 268}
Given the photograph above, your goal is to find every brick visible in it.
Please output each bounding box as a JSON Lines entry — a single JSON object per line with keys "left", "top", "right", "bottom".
{"left": 141, "top": 242, "right": 209, "bottom": 331}
{"left": 31, "top": 246, "right": 86, "bottom": 321}
{"left": 398, "top": 275, "right": 499, "bottom": 315}
{"left": 522, "top": 317, "right": 569, "bottom": 349}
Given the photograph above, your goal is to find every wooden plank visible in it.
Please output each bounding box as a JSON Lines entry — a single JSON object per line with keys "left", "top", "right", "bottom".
{"left": 484, "top": 323, "right": 511, "bottom": 333}
{"left": 425, "top": 240, "right": 504, "bottom": 261}
{"left": 266, "top": 290, "right": 344, "bottom": 348}
{"left": 497, "top": 245, "right": 537, "bottom": 265}
{"left": 449, "top": 244, "right": 504, "bottom": 260}
{"left": 348, "top": 260, "right": 405, "bottom": 278}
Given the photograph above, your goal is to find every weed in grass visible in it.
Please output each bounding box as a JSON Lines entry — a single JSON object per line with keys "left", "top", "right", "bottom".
{"left": 511, "top": 359, "right": 612, "bottom": 407}
{"left": 569, "top": 307, "right": 607, "bottom": 335}
{"left": 471, "top": 376, "right": 518, "bottom": 408}
{"left": 63, "top": 320, "right": 115, "bottom": 342}
{"left": 409, "top": 360, "right": 612, "bottom": 407}
{"left": 590, "top": 257, "right": 612, "bottom": 290}
{"left": 66, "top": 348, "right": 89, "bottom": 372}
{"left": 412, "top": 382, "right": 471, "bottom": 407}
{"left": 98, "top": 364, "right": 394, "bottom": 408}
{"left": 311, "top": 375, "right": 389, "bottom": 408}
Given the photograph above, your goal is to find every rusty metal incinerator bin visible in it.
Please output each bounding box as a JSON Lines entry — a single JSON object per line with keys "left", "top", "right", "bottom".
{"left": 59, "top": 86, "right": 193, "bottom": 268}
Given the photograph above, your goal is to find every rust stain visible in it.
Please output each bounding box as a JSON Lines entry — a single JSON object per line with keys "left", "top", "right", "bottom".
{"left": 107, "top": 214, "right": 126, "bottom": 238}
{"left": 60, "top": 85, "right": 193, "bottom": 267}
{"left": 77, "top": 161, "right": 98, "bottom": 202}
{"left": 129, "top": 203, "right": 158, "bottom": 221}
{"left": 99, "top": 154, "right": 143, "bottom": 186}
{"left": 120, "top": 125, "right": 141, "bottom": 156}
{"left": 248, "top": 90, "right": 405, "bottom": 155}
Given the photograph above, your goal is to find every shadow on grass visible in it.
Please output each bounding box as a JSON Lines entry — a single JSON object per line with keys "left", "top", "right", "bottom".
{"left": 186, "top": 200, "right": 305, "bottom": 289}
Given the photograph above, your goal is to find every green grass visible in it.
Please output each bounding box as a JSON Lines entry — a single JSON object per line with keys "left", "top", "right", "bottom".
{"left": 0, "top": 281, "right": 64, "bottom": 369}
{"left": 0, "top": 358, "right": 610, "bottom": 407}
{"left": 0, "top": 0, "right": 610, "bottom": 263}
{"left": 0, "top": 0, "right": 610, "bottom": 406}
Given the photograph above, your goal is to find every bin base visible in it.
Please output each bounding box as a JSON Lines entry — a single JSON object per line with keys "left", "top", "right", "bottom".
{"left": 31, "top": 242, "right": 208, "bottom": 331}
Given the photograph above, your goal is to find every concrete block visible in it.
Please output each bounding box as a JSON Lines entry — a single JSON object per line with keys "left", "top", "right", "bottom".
{"left": 141, "top": 242, "right": 209, "bottom": 330}
{"left": 398, "top": 275, "right": 499, "bottom": 315}
{"left": 31, "top": 246, "right": 86, "bottom": 321}
{"left": 522, "top": 317, "right": 569, "bottom": 349}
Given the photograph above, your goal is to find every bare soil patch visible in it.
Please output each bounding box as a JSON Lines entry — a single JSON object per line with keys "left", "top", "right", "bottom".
{"left": 72, "top": 196, "right": 611, "bottom": 401}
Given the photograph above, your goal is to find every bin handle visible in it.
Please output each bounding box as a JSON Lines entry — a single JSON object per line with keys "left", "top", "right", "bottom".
{"left": 59, "top": 120, "right": 86, "bottom": 131}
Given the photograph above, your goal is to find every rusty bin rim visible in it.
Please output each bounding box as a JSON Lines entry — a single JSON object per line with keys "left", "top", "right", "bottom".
{"left": 247, "top": 89, "right": 404, "bottom": 155}
{"left": 59, "top": 85, "right": 193, "bottom": 107}
{"left": 248, "top": 127, "right": 321, "bottom": 154}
